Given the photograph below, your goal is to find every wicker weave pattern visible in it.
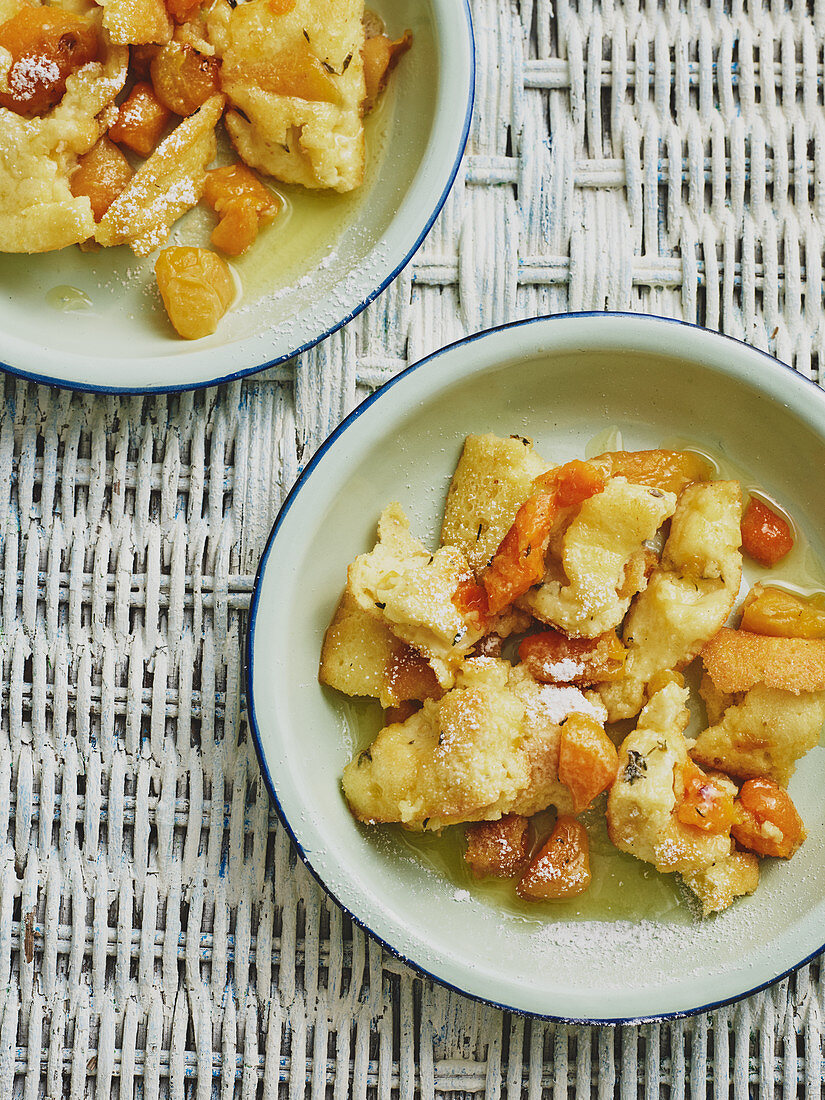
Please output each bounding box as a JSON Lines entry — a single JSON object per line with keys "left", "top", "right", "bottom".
{"left": 3, "top": 0, "right": 825, "bottom": 1095}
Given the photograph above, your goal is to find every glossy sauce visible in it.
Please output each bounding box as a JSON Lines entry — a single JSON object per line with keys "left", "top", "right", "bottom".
{"left": 45, "top": 284, "right": 93, "bottom": 312}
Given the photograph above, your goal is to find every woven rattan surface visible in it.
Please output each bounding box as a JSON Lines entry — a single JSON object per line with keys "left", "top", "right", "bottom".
{"left": 4, "top": 0, "right": 825, "bottom": 1094}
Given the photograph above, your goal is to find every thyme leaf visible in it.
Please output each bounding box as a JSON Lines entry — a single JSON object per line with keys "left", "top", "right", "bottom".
{"left": 623, "top": 749, "right": 648, "bottom": 784}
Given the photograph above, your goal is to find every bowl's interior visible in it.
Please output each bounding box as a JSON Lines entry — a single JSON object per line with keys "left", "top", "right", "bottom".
{"left": 0, "top": 0, "right": 465, "bottom": 390}
{"left": 249, "top": 318, "right": 825, "bottom": 1021}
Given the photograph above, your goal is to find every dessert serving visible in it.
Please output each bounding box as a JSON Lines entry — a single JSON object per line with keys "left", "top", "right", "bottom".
{"left": 321, "top": 433, "right": 824, "bottom": 919}
{"left": 0, "top": 0, "right": 410, "bottom": 337}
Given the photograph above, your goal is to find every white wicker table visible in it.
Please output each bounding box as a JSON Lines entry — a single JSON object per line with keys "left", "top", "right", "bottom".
{"left": 4, "top": 0, "right": 825, "bottom": 1094}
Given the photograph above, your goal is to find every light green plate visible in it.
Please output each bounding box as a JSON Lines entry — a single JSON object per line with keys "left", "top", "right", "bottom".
{"left": 0, "top": 0, "right": 473, "bottom": 392}
{"left": 247, "top": 314, "right": 825, "bottom": 1022}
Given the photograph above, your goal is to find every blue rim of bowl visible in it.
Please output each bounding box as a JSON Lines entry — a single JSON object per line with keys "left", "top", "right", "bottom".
{"left": 0, "top": 0, "right": 475, "bottom": 396}
{"left": 246, "top": 311, "right": 825, "bottom": 1025}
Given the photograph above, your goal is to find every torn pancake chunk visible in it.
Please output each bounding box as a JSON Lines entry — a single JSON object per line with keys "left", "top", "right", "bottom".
{"left": 691, "top": 628, "right": 825, "bottom": 785}
{"left": 341, "top": 658, "right": 587, "bottom": 829}
{"left": 599, "top": 480, "right": 742, "bottom": 720}
{"left": 319, "top": 590, "right": 440, "bottom": 707}
{"left": 341, "top": 657, "right": 530, "bottom": 830}
{"left": 440, "top": 432, "right": 551, "bottom": 574}
{"left": 700, "top": 627, "right": 825, "bottom": 695}
{"left": 518, "top": 477, "right": 676, "bottom": 638}
{"left": 606, "top": 675, "right": 733, "bottom": 876}
{"left": 694, "top": 682, "right": 825, "bottom": 786}
{"left": 216, "top": 0, "right": 367, "bottom": 191}
{"left": 347, "top": 502, "right": 484, "bottom": 687}
{"left": 682, "top": 851, "right": 759, "bottom": 917}
{"left": 95, "top": 92, "right": 224, "bottom": 254}
{"left": 96, "top": 0, "right": 172, "bottom": 45}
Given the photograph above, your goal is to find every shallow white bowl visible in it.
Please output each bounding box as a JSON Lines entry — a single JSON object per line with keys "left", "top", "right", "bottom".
{"left": 247, "top": 314, "right": 825, "bottom": 1022}
{"left": 0, "top": 0, "right": 473, "bottom": 393}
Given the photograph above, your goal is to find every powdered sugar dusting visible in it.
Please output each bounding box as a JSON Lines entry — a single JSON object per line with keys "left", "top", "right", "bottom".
{"left": 537, "top": 656, "right": 585, "bottom": 681}
{"left": 9, "top": 56, "right": 60, "bottom": 100}
{"left": 525, "top": 684, "right": 608, "bottom": 725}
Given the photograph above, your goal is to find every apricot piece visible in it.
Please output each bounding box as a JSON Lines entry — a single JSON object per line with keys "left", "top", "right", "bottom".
{"left": 222, "top": 42, "right": 340, "bottom": 104}
{"left": 517, "top": 816, "right": 591, "bottom": 900}
{"left": 452, "top": 577, "right": 489, "bottom": 628}
{"left": 740, "top": 584, "right": 825, "bottom": 640}
{"left": 741, "top": 498, "right": 794, "bottom": 567}
{"left": 155, "top": 246, "right": 234, "bottom": 340}
{"left": 70, "top": 137, "right": 133, "bottom": 221}
{"left": 481, "top": 460, "right": 605, "bottom": 617}
{"left": 361, "top": 29, "right": 412, "bottom": 114}
{"left": 208, "top": 202, "right": 255, "bottom": 256}
{"left": 164, "top": 0, "right": 202, "bottom": 24}
{"left": 731, "top": 777, "right": 806, "bottom": 858}
{"left": 465, "top": 815, "right": 530, "bottom": 878}
{"left": 203, "top": 162, "right": 281, "bottom": 256}
{"left": 384, "top": 644, "right": 441, "bottom": 704}
{"left": 383, "top": 701, "right": 420, "bottom": 725}
{"left": 557, "top": 713, "right": 619, "bottom": 812}
{"left": 150, "top": 41, "right": 220, "bottom": 116}
{"left": 108, "top": 81, "right": 171, "bottom": 157}
{"left": 675, "top": 761, "right": 735, "bottom": 834}
{"left": 519, "top": 628, "right": 625, "bottom": 686}
{"left": 0, "top": 6, "right": 98, "bottom": 116}
{"left": 589, "top": 449, "right": 712, "bottom": 495}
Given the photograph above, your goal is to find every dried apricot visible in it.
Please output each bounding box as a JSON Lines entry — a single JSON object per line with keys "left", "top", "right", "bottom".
{"left": 0, "top": 6, "right": 98, "bottom": 116}
{"left": 731, "top": 777, "right": 806, "bottom": 858}
{"left": 740, "top": 584, "right": 825, "bottom": 639}
{"left": 362, "top": 30, "right": 412, "bottom": 114}
{"left": 557, "top": 713, "right": 619, "bottom": 812}
{"left": 452, "top": 576, "right": 489, "bottom": 627}
{"left": 675, "top": 761, "right": 735, "bottom": 833}
{"left": 519, "top": 628, "right": 625, "bottom": 686}
{"left": 221, "top": 42, "right": 340, "bottom": 104}
{"left": 385, "top": 644, "right": 440, "bottom": 704}
{"left": 150, "top": 41, "right": 220, "bottom": 116}
{"left": 383, "top": 701, "right": 419, "bottom": 725}
{"left": 741, "top": 498, "right": 794, "bottom": 567}
{"left": 164, "top": 0, "right": 202, "bottom": 24}
{"left": 589, "top": 449, "right": 711, "bottom": 495}
{"left": 155, "top": 247, "right": 234, "bottom": 340}
{"left": 203, "top": 163, "right": 281, "bottom": 256}
{"left": 481, "top": 460, "right": 604, "bottom": 616}
{"left": 108, "top": 81, "right": 171, "bottom": 157}
{"left": 70, "top": 138, "right": 133, "bottom": 222}
{"left": 517, "top": 816, "right": 591, "bottom": 900}
{"left": 465, "top": 815, "right": 530, "bottom": 878}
